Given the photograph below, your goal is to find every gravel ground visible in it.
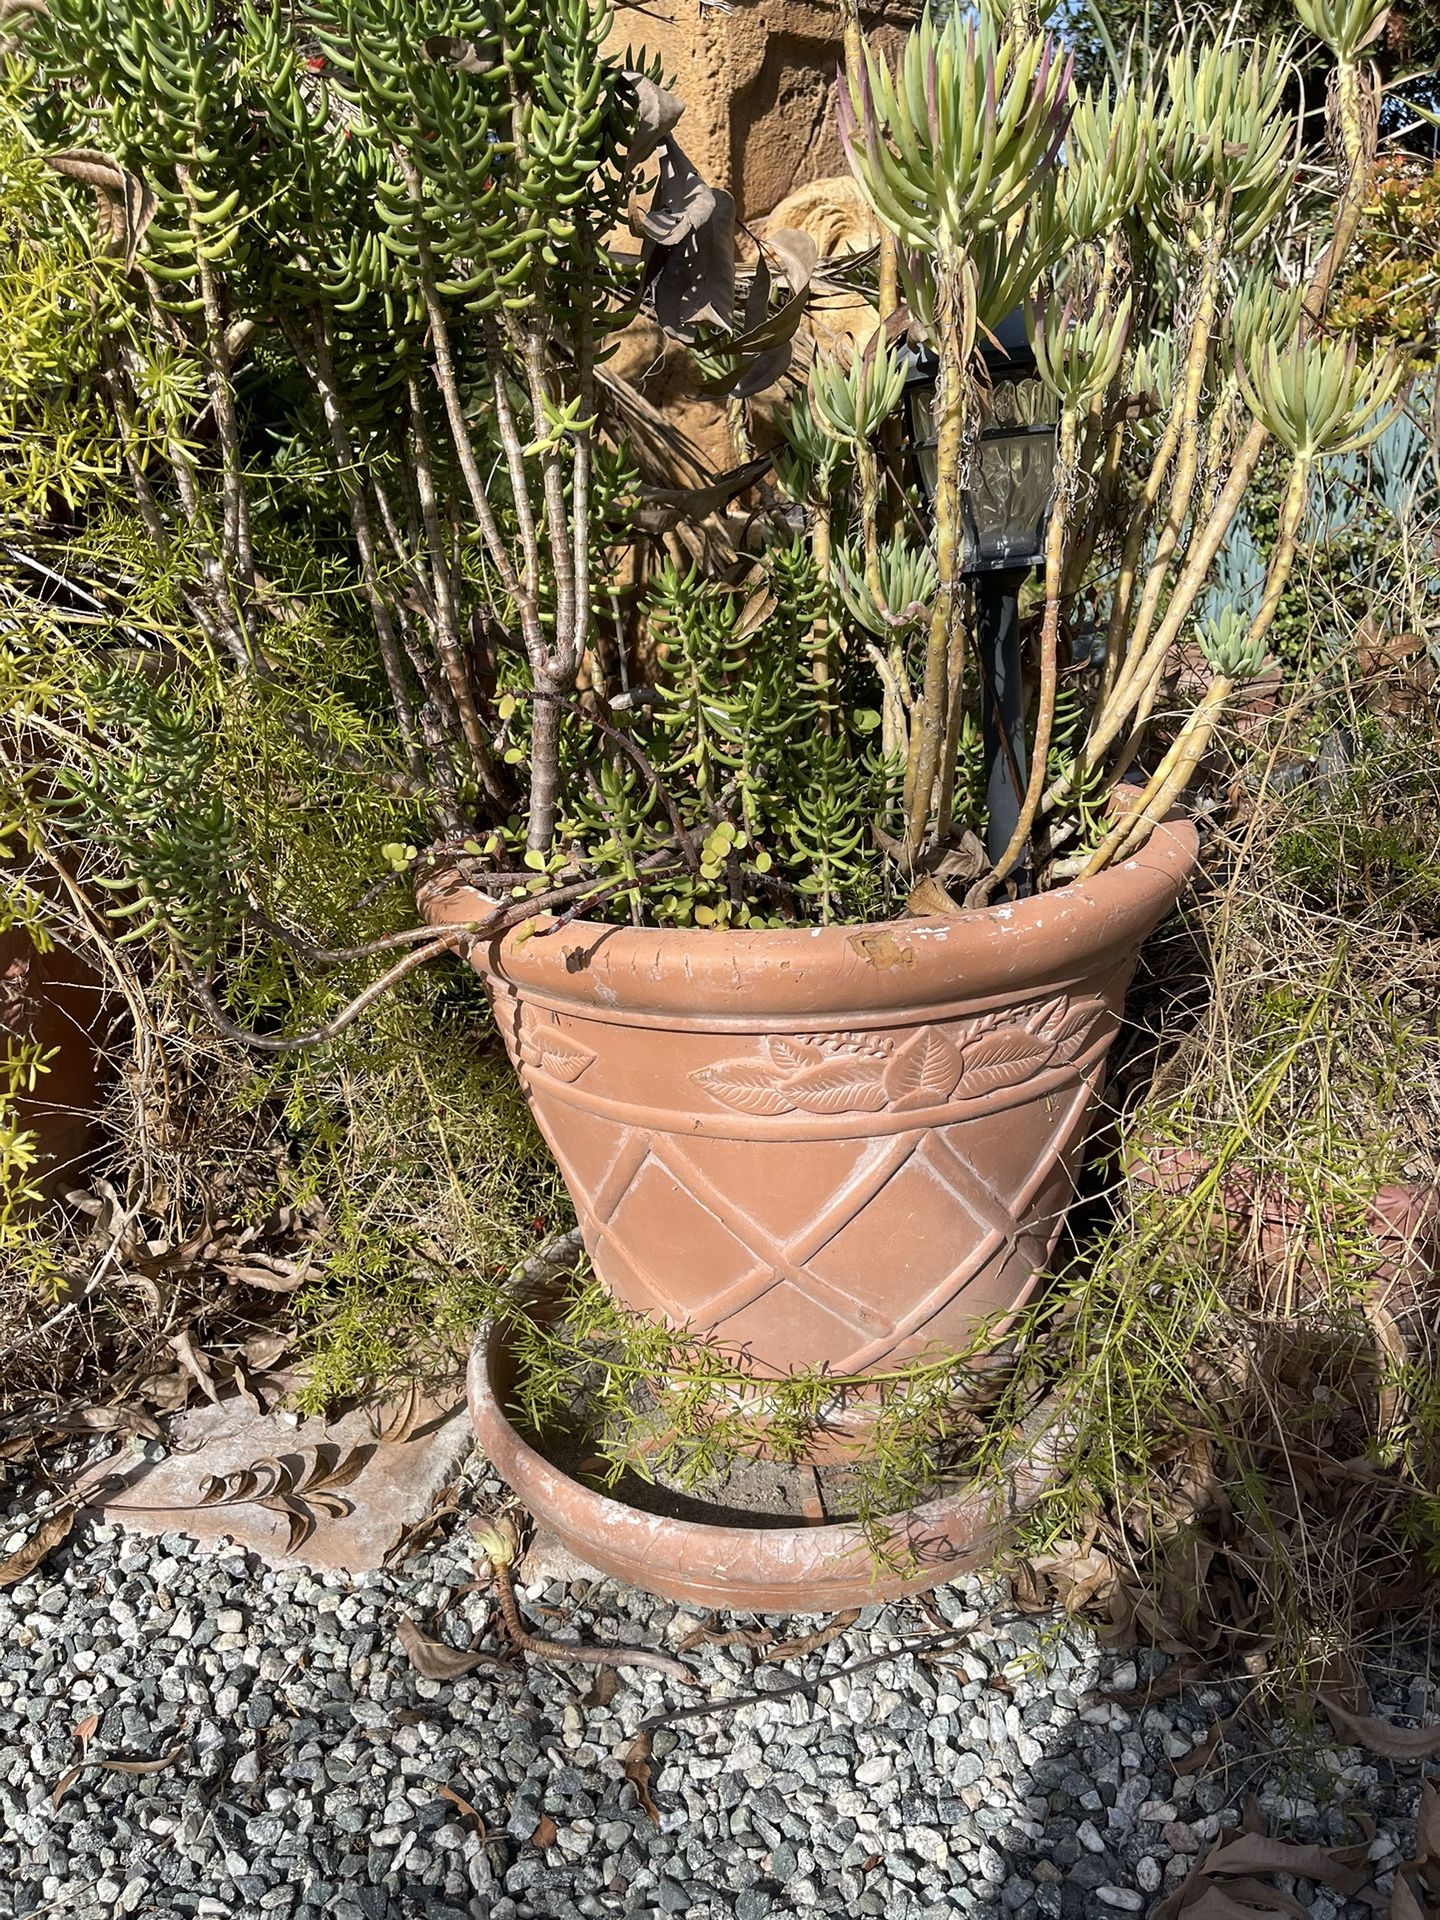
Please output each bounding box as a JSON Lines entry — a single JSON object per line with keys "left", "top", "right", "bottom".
{"left": 0, "top": 1446, "right": 1429, "bottom": 1920}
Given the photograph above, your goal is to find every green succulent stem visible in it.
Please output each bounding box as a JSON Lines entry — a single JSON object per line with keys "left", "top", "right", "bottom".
{"left": 1079, "top": 670, "right": 1235, "bottom": 876}
{"left": 1242, "top": 452, "right": 1314, "bottom": 657}
{"left": 285, "top": 309, "right": 424, "bottom": 774}
{"left": 903, "top": 253, "right": 970, "bottom": 864}
{"left": 1109, "top": 210, "right": 1225, "bottom": 708}
{"left": 1121, "top": 439, "right": 1311, "bottom": 781}
{"left": 857, "top": 439, "right": 884, "bottom": 613}
{"left": 810, "top": 494, "right": 835, "bottom": 690}
{"left": 1073, "top": 64, "right": 1381, "bottom": 844}
{"left": 176, "top": 164, "right": 254, "bottom": 613}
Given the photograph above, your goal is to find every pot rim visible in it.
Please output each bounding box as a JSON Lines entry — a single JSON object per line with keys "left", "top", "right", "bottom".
{"left": 421, "top": 816, "right": 1198, "bottom": 1022}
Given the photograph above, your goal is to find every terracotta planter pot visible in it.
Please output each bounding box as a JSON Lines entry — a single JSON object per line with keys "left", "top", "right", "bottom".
{"left": 1, "top": 923, "right": 109, "bottom": 1198}
{"left": 467, "top": 1306, "right": 1066, "bottom": 1610}
{"left": 1129, "top": 1140, "right": 1440, "bottom": 1314}
{"left": 424, "top": 818, "right": 1198, "bottom": 1379}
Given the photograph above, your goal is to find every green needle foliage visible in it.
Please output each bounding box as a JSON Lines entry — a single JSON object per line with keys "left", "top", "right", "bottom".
{"left": 555, "top": 547, "right": 900, "bottom": 930}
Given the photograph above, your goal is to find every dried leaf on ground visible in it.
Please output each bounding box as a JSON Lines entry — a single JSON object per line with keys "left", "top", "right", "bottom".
{"left": 72, "top": 1712, "right": 99, "bottom": 1748}
{"left": 59, "top": 1406, "right": 166, "bottom": 1442}
{"left": 1172, "top": 1719, "right": 1230, "bottom": 1776}
{"left": 622, "top": 1730, "right": 662, "bottom": 1823}
{"left": 0, "top": 1505, "right": 75, "bottom": 1586}
{"left": 396, "top": 1615, "right": 500, "bottom": 1681}
{"left": 99, "top": 1745, "right": 187, "bottom": 1776}
{"left": 169, "top": 1330, "right": 220, "bottom": 1404}
{"left": 129, "top": 1368, "right": 192, "bottom": 1413}
{"left": 1392, "top": 1875, "right": 1435, "bottom": 1920}
{"left": 230, "top": 1359, "right": 265, "bottom": 1417}
{"left": 1171, "top": 1879, "right": 1308, "bottom": 1917}
{"left": 674, "top": 1617, "right": 772, "bottom": 1653}
{"left": 1157, "top": 1798, "right": 1381, "bottom": 1920}
{"left": 760, "top": 1610, "right": 861, "bottom": 1663}
{"left": 1317, "top": 1693, "right": 1440, "bottom": 1759}
{"left": 437, "top": 1783, "right": 487, "bottom": 1835}
{"left": 53, "top": 1742, "right": 187, "bottom": 1807}
{"left": 372, "top": 1378, "right": 424, "bottom": 1446}
{"left": 216, "top": 1253, "right": 309, "bottom": 1292}
{"left": 239, "top": 1329, "right": 293, "bottom": 1371}
{"left": 383, "top": 1495, "right": 460, "bottom": 1570}
{"left": 1390, "top": 1781, "right": 1440, "bottom": 1919}
{"left": 1203, "top": 1832, "right": 1368, "bottom": 1895}
{"left": 50, "top": 1764, "right": 86, "bottom": 1808}
{"left": 583, "top": 1668, "right": 620, "bottom": 1708}
{"left": 529, "top": 1813, "right": 557, "bottom": 1849}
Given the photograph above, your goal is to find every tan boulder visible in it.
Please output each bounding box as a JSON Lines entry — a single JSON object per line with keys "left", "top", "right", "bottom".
{"left": 610, "top": 0, "right": 916, "bottom": 227}
{"left": 604, "top": 3, "right": 911, "bottom": 474}
{"left": 758, "top": 172, "right": 882, "bottom": 361}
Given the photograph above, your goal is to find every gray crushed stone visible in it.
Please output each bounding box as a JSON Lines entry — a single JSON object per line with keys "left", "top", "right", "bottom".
{"left": 0, "top": 1446, "right": 1429, "bottom": 1919}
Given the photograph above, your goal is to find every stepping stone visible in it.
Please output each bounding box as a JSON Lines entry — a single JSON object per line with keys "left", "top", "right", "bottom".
{"left": 92, "top": 1386, "right": 472, "bottom": 1572}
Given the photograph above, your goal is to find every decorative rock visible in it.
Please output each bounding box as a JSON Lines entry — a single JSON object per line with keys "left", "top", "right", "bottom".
{"left": 93, "top": 1390, "right": 471, "bottom": 1573}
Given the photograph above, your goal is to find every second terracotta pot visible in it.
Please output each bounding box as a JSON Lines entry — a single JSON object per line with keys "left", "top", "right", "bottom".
{"left": 424, "top": 819, "right": 1197, "bottom": 1379}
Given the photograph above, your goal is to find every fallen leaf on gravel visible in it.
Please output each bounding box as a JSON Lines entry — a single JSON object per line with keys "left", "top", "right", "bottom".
{"left": 1173, "top": 1879, "right": 1308, "bottom": 1917}
{"left": 760, "top": 1609, "right": 860, "bottom": 1663}
{"left": 530, "top": 1814, "right": 557, "bottom": 1849}
{"left": 1392, "top": 1876, "right": 1434, "bottom": 1920}
{"left": 1172, "top": 1719, "right": 1229, "bottom": 1775}
{"left": 438, "top": 1784, "right": 487, "bottom": 1835}
{"left": 1318, "top": 1694, "right": 1440, "bottom": 1759}
{"left": 50, "top": 1764, "right": 85, "bottom": 1808}
{"left": 73, "top": 1712, "right": 99, "bottom": 1748}
{"left": 396, "top": 1615, "right": 499, "bottom": 1680}
{"left": 674, "top": 1620, "right": 771, "bottom": 1654}
{"left": 1203, "top": 1832, "right": 1368, "bottom": 1895}
{"left": 53, "top": 1742, "right": 188, "bottom": 1806}
{"left": 383, "top": 1496, "right": 460, "bottom": 1571}
{"left": 1390, "top": 1781, "right": 1440, "bottom": 1919}
{"left": 0, "top": 1505, "right": 75, "bottom": 1586}
{"left": 99, "top": 1745, "right": 187, "bottom": 1776}
{"left": 1157, "top": 1796, "right": 1381, "bottom": 1920}
{"left": 622, "top": 1731, "right": 662, "bottom": 1823}
{"left": 583, "top": 1668, "right": 620, "bottom": 1708}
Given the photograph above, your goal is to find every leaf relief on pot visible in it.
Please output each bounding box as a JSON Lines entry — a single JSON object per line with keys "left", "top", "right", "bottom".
{"left": 690, "top": 997, "right": 1107, "bottom": 1118}
{"left": 517, "top": 1007, "right": 598, "bottom": 1086}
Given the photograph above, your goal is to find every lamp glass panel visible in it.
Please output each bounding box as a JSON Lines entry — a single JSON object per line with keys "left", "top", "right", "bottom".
{"left": 985, "top": 379, "right": 1057, "bottom": 431}
{"left": 965, "top": 428, "right": 1057, "bottom": 568}
{"left": 908, "top": 380, "right": 938, "bottom": 501}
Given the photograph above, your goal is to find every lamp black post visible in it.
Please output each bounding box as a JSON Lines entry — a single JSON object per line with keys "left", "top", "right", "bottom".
{"left": 903, "top": 311, "right": 1059, "bottom": 891}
